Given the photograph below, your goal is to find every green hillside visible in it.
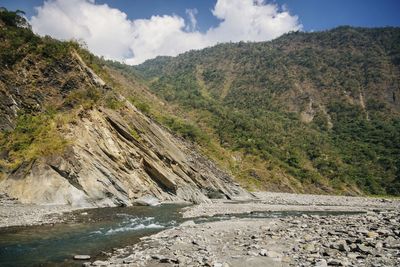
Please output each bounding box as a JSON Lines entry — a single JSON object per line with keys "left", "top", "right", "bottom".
{"left": 132, "top": 27, "right": 400, "bottom": 195}
{"left": 1, "top": 8, "right": 399, "bottom": 196}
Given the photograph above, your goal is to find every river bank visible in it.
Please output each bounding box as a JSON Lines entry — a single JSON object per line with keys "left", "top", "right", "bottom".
{"left": 1, "top": 191, "right": 398, "bottom": 229}
{"left": 182, "top": 191, "right": 399, "bottom": 218}
{"left": 0, "top": 193, "right": 83, "bottom": 228}
{"left": 97, "top": 192, "right": 400, "bottom": 267}
{"left": 104, "top": 210, "right": 400, "bottom": 267}
{"left": 1, "top": 192, "right": 399, "bottom": 266}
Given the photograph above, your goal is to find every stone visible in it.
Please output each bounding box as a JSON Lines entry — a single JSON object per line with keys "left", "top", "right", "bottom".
{"left": 327, "top": 259, "right": 344, "bottom": 266}
{"left": 266, "top": 251, "right": 282, "bottom": 258}
{"left": 322, "top": 249, "right": 338, "bottom": 257}
{"left": 180, "top": 220, "right": 196, "bottom": 227}
{"left": 73, "top": 255, "right": 91, "bottom": 260}
{"left": 347, "top": 252, "right": 359, "bottom": 259}
{"left": 304, "top": 243, "right": 316, "bottom": 252}
{"left": 246, "top": 251, "right": 258, "bottom": 256}
{"left": 304, "top": 234, "right": 314, "bottom": 241}
{"left": 315, "top": 259, "right": 328, "bottom": 267}
{"left": 367, "top": 232, "right": 379, "bottom": 238}
{"left": 377, "top": 229, "right": 390, "bottom": 236}
{"left": 349, "top": 244, "right": 357, "bottom": 251}
{"left": 338, "top": 242, "right": 350, "bottom": 252}
{"left": 133, "top": 195, "right": 160, "bottom": 206}
{"left": 92, "top": 260, "right": 108, "bottom": 266}
{"left": 357, "top": 229, "right": 369, "bottom": 235}
{"left": 259, "top": 249, "right": 267, "bottom": 256}
{"left": 357, "top": 244, "right": 372, "bottom": 254}
{"left": 159, "top": 257, "right": 170, "bottom": 263}
{"left": 151, "top": 254, "right": 162, "bottom": 260}
{"left": 122, "top": 255, "right": 135, "bottom": 264}
{"left": 292, "top": 244, "right": 300, "bottom": 252}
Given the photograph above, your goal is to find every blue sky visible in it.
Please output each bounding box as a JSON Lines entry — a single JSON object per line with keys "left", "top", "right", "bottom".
{"left": 2, "top": 0, "right": 399, "bottom": 64}
{"left": 3, "top": 0, "right": 400, "bottom": 32}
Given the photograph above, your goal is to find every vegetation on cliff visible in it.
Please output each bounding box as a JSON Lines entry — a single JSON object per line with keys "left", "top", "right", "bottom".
{"left": 1, "top": 8, "right": 399, "bottom": 196}
{"left": 132, "top": 27, "right": 400, "bottom": 195}
{"left": 0, "top": 9, "right": 101, "bottom": 172}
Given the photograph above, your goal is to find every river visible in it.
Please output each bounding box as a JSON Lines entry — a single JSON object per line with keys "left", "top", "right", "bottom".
{"left": 0, "top": 204, "right": 361, "bottom": 267}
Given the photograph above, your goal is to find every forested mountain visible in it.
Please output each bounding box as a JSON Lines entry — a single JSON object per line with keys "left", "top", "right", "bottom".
{"left": 132, "top": 26, "right": 400, "bottom": 195}
{"left": 1, "top": 7, "right": 399, "bottom": 198}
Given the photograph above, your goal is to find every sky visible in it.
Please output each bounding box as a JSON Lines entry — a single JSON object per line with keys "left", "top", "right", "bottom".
{"left": 1, "top": 0, "right": 400, "bottom": 64}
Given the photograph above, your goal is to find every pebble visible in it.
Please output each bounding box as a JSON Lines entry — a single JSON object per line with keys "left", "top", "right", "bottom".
{"left": 357, "top": 244, "right": 372, "bottom": 254}
{"left": 259, "top": 249, "right": 267, "bottom": 256}
{"left": 180, "top": 220, "right": 196, "bottom": 227}
{"left": 315, "top": 259, "right": 328, "bottom": 267}
{"left": 73, "top": 255, "right": 91, "bottom": 260}
{"left": 266, "top": 251, "right": 282, "bottom": 258}
{"left": 92, "top": 260, "right": 108, "bottom": 266}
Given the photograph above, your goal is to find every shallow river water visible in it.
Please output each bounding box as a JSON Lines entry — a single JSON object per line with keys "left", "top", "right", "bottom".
{"left": 0, "top": 204, "right": 361, "bottom": 267}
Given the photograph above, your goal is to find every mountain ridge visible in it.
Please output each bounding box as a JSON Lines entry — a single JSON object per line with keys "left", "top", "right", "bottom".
{"left": 1, "top": 8, "right": 399, "bottom": 200}
{"left": 131, "top": 26, "right": 400, "bottom": 196}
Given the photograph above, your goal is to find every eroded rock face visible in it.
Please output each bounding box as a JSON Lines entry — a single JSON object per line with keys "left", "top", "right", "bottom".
{"left": 0, "top": 101, "right": 249, "bottom": 206}
{"left": 0, "top": 47, "right": 249, "bottom": 206}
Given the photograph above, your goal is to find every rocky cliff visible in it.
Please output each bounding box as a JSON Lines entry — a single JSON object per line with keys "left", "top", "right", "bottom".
{"left": 1, "top": 103, "right": 247, "bottom": 206}
{"left": 0, "top": 12, "right": 248, "bottom": 206}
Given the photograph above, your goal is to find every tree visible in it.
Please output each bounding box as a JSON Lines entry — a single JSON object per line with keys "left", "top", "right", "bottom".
{"left": 0, "top": 8, "right": 30, "bottom": 28}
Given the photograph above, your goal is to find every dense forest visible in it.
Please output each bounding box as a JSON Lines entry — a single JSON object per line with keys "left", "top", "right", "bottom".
{"left": 131, "top": 27, "right": 400, "bottom": 195}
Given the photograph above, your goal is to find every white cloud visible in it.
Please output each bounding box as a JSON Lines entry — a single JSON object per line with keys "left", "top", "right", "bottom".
{"left": 31, "top": 0, "right": 134, "bottom": 59}
{"left": 207, "top": 0, "right": 301, "bottom": 43}
{"left": 30, "top": 0, "right": 302, "bottom": 65}
{"left": 126, "top": 14, "right": 210, "bottom": 65}
{"left": 185, "top": 8, "right": 198, "bottom": 31}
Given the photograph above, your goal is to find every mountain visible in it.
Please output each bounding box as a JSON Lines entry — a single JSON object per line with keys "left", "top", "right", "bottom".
{"left": 133, "top": 26, "right": 400, "bottom": 196}
{"left": 0, "top": 9, "right": 248, "bottom": 206}
{"left": 1, "top": 8, "right": 399, "bottom": 202}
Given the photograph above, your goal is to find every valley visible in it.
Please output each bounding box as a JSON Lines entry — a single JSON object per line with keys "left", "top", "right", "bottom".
{"left": 0, "top": 7, "right": 399, "bottom": 267}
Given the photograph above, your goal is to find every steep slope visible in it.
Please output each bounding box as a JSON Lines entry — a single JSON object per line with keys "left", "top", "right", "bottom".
{"left": 134, "top": 27, "right": 400, "bottom": 195}
{"left": 0, "top": 10, "right": 248, "bottom": 206}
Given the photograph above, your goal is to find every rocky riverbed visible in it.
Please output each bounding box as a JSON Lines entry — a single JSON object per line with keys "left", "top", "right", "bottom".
{"left": 182, "top": 192, "right": 400, "bottom": 218}
{"left": 1, "top": 192, "right": 399, "bottom": 266}
{"left": 0, "top": 193, "right": 82, "bottom": 228}
{"left": 98, "top": 210, "right": 400, "bottom": 267}
{"left": 88, "top": 192, "right": 400, "bottom": 267}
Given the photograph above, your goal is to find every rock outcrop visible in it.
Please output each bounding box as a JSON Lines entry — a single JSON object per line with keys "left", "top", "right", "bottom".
{"left": 0, "top": 51, "right": 249, "bottom": 207}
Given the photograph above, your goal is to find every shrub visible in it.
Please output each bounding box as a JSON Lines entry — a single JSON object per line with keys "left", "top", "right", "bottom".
{"left": 0, "top": 112, "right": 68, "bottom": 170}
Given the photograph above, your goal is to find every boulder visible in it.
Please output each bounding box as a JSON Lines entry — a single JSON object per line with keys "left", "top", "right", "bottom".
{"left": 133, "top": 195, "right": 160, "bottom": 206}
